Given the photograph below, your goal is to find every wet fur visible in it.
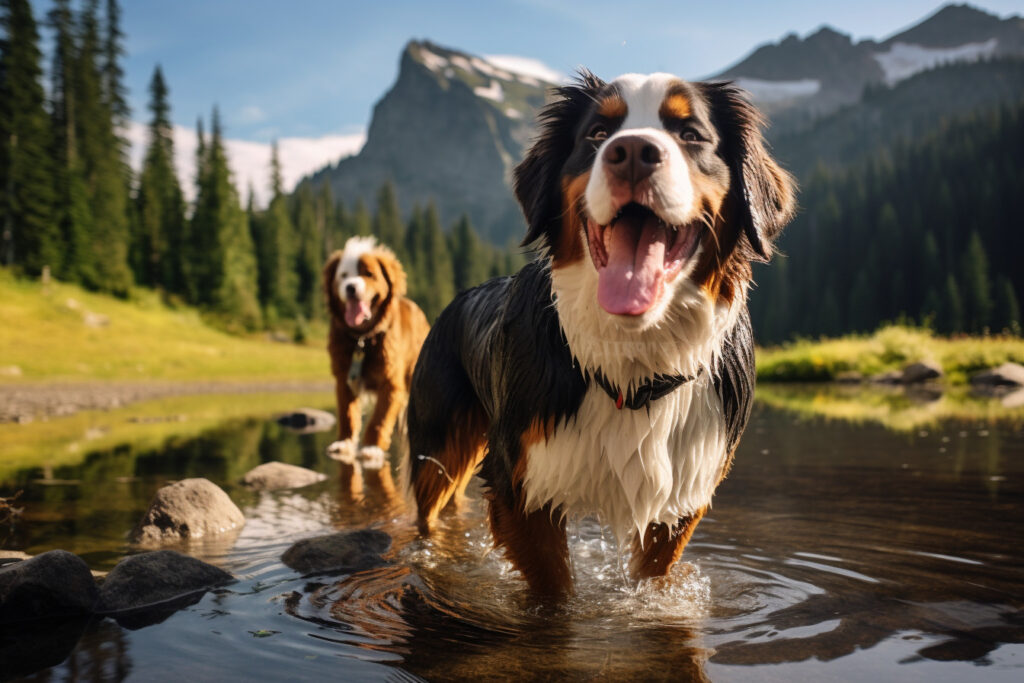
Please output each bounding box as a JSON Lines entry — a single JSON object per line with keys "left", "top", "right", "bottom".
{"left": 407, "top": 72, "right": 794, "bottom": 596}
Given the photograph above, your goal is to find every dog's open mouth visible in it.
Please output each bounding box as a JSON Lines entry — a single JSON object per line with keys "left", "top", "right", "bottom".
{"left": 586, "top": 202, "right": 701, "bottom": 316}
{"left": 345, "top": 297, "right": 373, "bottom": 328}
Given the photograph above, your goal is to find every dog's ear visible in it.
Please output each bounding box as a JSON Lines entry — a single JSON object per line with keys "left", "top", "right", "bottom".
{"left": 700, "top": 82, "right": 796, "bottom": 261}
{"left": 374, "top": 249, "right": 407, "bottom": 299}
{"left": 514, "top": 70, "right": 606, "bottom": 248}
{"left": 322, "top": 250, "right": 343, "bottom": 309}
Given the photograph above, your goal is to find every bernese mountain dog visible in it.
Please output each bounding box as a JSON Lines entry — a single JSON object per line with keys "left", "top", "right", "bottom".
{"left": 406, "top": 72, "right": 795, "bottom": 597}
{"left": 324, "top": 237, "right": 430, "bottom": 466}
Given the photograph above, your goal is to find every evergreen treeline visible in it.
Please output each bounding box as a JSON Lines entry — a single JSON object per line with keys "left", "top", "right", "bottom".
{"left": 0, "top": 0, "right": 523, "bottom": 333}
{"left": 751, "top": 99, "right": 1024, "bottom": 343}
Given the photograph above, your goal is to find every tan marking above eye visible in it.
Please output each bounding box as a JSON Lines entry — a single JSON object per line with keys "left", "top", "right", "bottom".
{"left": 659, "top": 93, "right": 691, "bottom": 120}
{"left": 597, "top": 94, "right": 627, "bottom": 119}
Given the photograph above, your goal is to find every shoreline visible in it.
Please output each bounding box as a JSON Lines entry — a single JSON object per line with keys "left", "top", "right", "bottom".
{"left": 0, "top": 380, "right": 334, "bottom": 424}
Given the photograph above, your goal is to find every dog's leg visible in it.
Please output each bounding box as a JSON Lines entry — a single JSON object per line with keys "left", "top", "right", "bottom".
{"left": 327, "top": 376, "right": 361, "bottom": 461}
{"left": 488, "top": 494, "right": 572, "bottom": 598}
{"left": 410, "top": 410, "right": 487, "bottom": 534}
{"left": 628, "top": 508, "right": 706, "bottom": 580}
{"left": 359, "top": 383, "right": 406, "bottom": 459}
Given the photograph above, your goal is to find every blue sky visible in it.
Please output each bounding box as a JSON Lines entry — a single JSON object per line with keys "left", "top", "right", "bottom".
{"left": 114, "top": 0, "right": 1024, "bottom": 142}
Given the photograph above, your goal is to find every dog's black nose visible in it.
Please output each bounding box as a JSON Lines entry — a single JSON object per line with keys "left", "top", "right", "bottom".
{"left": 603, "top": 134, "right": 664, "bottom": 185}
{"left": 345, "top": 284, "right": 356, "bottom": 298}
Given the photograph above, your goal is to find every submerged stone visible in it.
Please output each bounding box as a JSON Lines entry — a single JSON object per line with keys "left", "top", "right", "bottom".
{"left": 282, "top": 529, "right": 392, "bottom": 575}
{"left": 129, "top": 478, "right": 245, "bottom": 545}
{"left": 95, "top": 550, "right": 234, "bottom": 616}
{"left": 241, "top": 461, "right": 327, "bottom": 490}
{"left": 0, "top": 550, "right": 98, "bottom": 624}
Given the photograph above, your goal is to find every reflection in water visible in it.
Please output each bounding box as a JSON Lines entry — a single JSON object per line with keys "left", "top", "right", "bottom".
{"left": 2, "top": 393, "right": 1023, "bottom": 681}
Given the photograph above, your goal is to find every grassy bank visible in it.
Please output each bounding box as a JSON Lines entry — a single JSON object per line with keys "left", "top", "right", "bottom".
{"left": 0, "top": 391, "right": 334, "bottom": 482}
{"left": 757, "top": 326, "right": 1024, "bottom": 383}
{"left": 0, "top": 269, "right": 329, "bottom": 383}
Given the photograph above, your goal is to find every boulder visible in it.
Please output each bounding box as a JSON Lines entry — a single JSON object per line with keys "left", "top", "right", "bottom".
{"left": 901, "top": 360, "right": 943, "bottom": 384}
{"left": 241, "top": 462, "right": 327, "bottom": 490}
{"left": 276, "top": 408, "right": 336, "bottom": 433}
{"left": 970, "top": 362, "right": 1024, "bottom": 388}
{"left": 0, "top": 550, "right": 98, "bottom": 624}
{"left": 95, "top": 550, "right": 233, "bottom": 616}
{"left": 282, "top": 529, "right": 391, "bottom": 575}
{"left": 129, "top": 478, "right": 244, "bottom": 545}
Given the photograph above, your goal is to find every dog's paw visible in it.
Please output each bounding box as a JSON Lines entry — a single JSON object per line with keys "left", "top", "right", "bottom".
{"left": 326, "top": 438, "right": 357, "bottom": 463}
{"left": 358, "top": 445, "right": 387, "bottom": 470}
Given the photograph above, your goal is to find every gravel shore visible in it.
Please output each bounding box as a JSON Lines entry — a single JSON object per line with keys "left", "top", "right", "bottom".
{"left": 0, "top": 380, "right": 333, "bottom": 424}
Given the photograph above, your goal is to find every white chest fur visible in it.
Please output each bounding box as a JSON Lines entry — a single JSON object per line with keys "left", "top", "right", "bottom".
{"left": 521, "top": 377, "right": 727, "bottom": 542}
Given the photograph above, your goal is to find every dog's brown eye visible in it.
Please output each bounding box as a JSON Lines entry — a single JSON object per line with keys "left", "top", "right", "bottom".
{"left": 681, "top": 129, "right": 701, "bottom": 143}
{"left": 587, "top": 124, "right": 608, "bottom": 141}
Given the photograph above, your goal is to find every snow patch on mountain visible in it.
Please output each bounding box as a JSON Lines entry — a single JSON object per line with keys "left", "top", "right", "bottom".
{"left": 734, "top": 78, "right": 821, "bottom": 103}
{"left": 484, "top": 55, "right": 564, "bottom": 84}
{"left": 874, "top": 39, "right": 999, "bottom": 84}
{"left": 473, "top": 80, "right": 505, "bottom": 102}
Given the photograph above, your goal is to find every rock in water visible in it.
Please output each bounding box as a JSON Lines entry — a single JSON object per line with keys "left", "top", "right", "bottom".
{"left": 970, "top": 362, "right": 1024, "bottom": 388}
{"left": 276, "top": 408, "right": 336, "bottom": 433}
{"left": 241, "top": 462, "right": 327, "bottom": 490}
{"left": 901, "top": 361, "right": 943, "bottom": 384}
{"left": 0, "top": 550, "right": 98, "bottom": 624}
{"left": 282, "top": 529, "right": 392, "bottom": 575}
{"left": 95, "top": 550, "right": 233, "bottom": 614}
{"left": 130, "top": 478, "right": 245, "bottom": 545}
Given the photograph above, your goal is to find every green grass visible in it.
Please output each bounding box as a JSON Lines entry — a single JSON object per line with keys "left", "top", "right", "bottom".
{"left": 0, "top": 269, "right": 330, "bottom": 383}
{"left": 757, "top": 325, "right": 1024, "bottom": 383}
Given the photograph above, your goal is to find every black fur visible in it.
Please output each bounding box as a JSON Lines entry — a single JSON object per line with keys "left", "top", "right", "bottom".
{"left": 515, "top": 71, "right": 607, "bottom": 249}
{"left": 408, "top": 261, "right": 588, "bottom": 507}
{"left": 713, "top": 308, "right": 756, "bottom": 458}
{"left": 699, "top": 82, "right": 796, "bottom": 261}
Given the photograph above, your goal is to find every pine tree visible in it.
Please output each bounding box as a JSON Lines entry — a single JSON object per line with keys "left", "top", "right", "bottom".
{"left": 47, "top": 0, "right": 93, "bottom": 283}
{"left": 403, "top": 204, "right": 426, "bottom": 303}
{"left": 253, "top": 141, "right": 296, "bottom": 319}
{"left": 960, "top": 231, "right": 993, "bottom": 333}
{"left": 449, "top": 213, "right": 489, "bottom": 292}
{"left": 994, "top": 276, "right": 1021, "bottom": 335}
{"left": 73, "top": 0, "right": 131, "bottom": 295}
{"left": 420, "top": 201, "right": 454, "bottom": 320}
{"left": 350, "top": 197, "right": 371, "bottom": 237}
{"left": 133, "top": 65, "right": 185, "bottom": 292}
{"left": 0, "top": 0, "right": 56, "bottom": 273}
{"left": 941, "top": 274, "right": 964, "bottom": 334}
{"left": 292, "top": 182, "right": 321, "bottom": 318}
{"left": 190, "top": 108, "right": 261, "bottom": 328}
{"left": 372, "top": 181, "right": 405, "bottom": 260}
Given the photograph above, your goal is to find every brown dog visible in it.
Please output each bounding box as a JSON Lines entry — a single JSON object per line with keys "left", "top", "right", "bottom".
{"left": 323, "top": 237, "right": 429, "bottom": 466}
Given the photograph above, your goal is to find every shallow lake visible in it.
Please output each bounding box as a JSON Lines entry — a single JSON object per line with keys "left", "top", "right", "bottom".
{"left": 2, "top": 386, "right": 1023, "bottom": 681}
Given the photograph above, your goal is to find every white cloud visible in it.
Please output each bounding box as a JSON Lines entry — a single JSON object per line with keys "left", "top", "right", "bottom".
{"left": 126, "top": 121, "right": 366, "bottom": 207}
{"left": 483, "top": 55, "right": 565, "bottom": 84}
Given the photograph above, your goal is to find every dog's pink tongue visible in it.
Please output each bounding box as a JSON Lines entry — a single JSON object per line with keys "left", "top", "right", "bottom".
{"left": 597, "top": 214, "right": 668, "bottom": 315}
{"left": 345, "top": 299, "right": 371, "bottom": 328}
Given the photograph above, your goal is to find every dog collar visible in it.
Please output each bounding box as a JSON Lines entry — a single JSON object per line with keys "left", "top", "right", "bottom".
{"left": 592, "top": 368, "right": 703, "bottom": 410}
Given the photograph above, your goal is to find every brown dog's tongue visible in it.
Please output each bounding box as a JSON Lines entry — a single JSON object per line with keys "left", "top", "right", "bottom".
{"left": 597, "top": 211, "right": 668, "bottom": 315}
{"left": 345, "top": 299, "right": 371, "bottom": 328}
